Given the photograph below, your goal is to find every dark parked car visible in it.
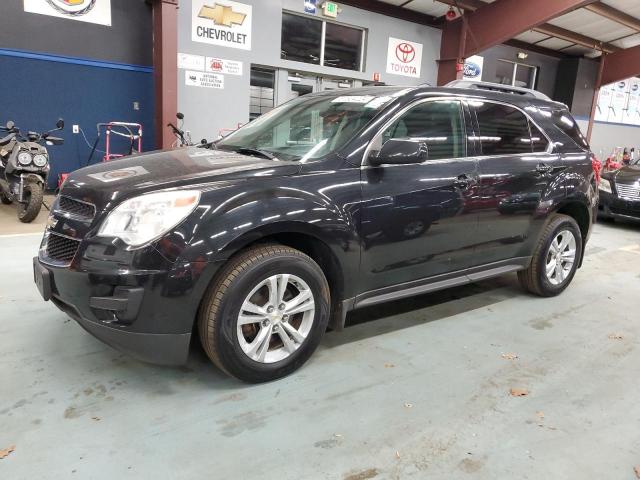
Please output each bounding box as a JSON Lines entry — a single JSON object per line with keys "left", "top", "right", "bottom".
{"left": 598, "top": 158, "right": 640, "bottom": 222}
{"left": 33, "top": 81, "right": 597, "bottom": 382}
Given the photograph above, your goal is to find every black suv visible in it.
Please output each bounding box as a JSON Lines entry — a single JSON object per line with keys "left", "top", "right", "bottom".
{"left": 34, "top": 81, "right": 597, "bottom": 382}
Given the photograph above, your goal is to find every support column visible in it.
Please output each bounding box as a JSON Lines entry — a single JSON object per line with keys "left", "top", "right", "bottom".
{"left": 437, "top": 18, "right": 465, "bottom": 86}
{"left": 587, "top": 55, "right": 605, "bottom": 143}
{"left": 152, "top": 0, "right": 179, "bottom": 150}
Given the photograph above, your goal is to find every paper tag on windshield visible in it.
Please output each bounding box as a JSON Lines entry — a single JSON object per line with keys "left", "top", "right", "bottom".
{"left": 331, "top": 95, "right": 375, "bottom": 103}
{"left": 365, "top": 96, "right": 393, "bottom": 109}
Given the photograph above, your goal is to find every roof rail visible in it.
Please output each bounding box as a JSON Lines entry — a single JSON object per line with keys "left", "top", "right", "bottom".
{"left": 445, "top": 80, "right": 551, "bottom": 101}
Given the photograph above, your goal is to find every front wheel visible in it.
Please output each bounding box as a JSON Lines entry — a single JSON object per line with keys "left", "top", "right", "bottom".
{"left": 198, "top": 244, "right": 330, "bottom": 383}
{"left": 17, "top": 181, "right": 44, "bottom": 223}
{"left": 518, "top": 214, "right": 582, "bottom": 297}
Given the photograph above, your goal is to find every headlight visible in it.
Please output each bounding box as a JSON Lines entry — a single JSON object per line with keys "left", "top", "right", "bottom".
{"left": 98, "top": 190, "right": 201, "bottom": 248}
{"left": 17, "top": 152, "right": 32, "bottom": 165}
{"left": 33, "top": 154, "right": 48, "bottom": 167}
{"left": 599, "top": 178, "right": 612, "bottom": 194}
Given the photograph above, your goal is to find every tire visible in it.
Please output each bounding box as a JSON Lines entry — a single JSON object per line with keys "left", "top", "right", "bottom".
{"left": 518, "top": 214, "right": 582, "bottom": 297}
{"left": 198, "top": 244, "right": 330, "bottom": 383}
{"left": 0, "top": 193, "right": 12, "bottom": 205}
{"left": 17, "top": 181, "right": 43, "bottom": 223}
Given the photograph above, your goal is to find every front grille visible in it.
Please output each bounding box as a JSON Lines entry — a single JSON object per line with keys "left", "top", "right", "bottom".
{"left": 615, "top": 183, "right": 640, "bottom": 201}
{"left": 45, "top": 233, "right": 80, "bottom": 263}
{"left": 57, "top": 195, "right": 96, "bottom": 220}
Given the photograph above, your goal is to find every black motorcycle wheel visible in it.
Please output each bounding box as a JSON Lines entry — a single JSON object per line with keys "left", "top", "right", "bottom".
{"left": 17, "top": 181, "right": 43, "bottom": 223}
{"left": 0, "top": 193, "right": 12, "bottom": 205}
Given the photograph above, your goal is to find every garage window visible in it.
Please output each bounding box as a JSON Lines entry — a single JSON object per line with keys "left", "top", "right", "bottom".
{"left": 281, "top": 12, "right": 365, "bottom": 72}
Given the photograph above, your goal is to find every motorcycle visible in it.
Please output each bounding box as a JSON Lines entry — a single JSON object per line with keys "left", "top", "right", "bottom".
{"left": 0, "top": 119, "right": 64, "bottom": 223}
{"left": 168, "top": 113, "right": 208, "bottom": 147}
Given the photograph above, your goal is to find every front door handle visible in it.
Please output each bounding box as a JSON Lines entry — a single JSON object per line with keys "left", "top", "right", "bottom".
{"left": 453, "top": 173, "right": 474, "bottom": 189}
{"left": 536, "top": 163, "right": 554, "bottom": 174}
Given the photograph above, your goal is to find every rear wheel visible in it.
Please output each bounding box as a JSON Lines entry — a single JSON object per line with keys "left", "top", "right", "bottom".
{"left": 0, "top": 193, "right": 12, "bottom": 205}
{"left": 17, "top": 181, "right": 43, "bottom": 223}
{"left": 518, "top": 214, "right": 582, "bottom": 297}
{"left": 198, "top": 244, "right": 330, "bottom": 383}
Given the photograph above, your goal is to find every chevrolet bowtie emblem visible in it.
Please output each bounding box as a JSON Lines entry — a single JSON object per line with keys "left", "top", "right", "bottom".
{"left": 198, "top": 3, "right": 246, "bottom": 27}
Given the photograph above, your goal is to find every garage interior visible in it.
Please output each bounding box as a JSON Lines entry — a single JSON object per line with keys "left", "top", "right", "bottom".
{"left": 1, "top": 0, "right": 640, "bottom": 478}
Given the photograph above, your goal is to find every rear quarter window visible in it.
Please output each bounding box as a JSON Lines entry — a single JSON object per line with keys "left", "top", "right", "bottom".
{"left": 550, "top": 109, "right": 589, "bottom": 149}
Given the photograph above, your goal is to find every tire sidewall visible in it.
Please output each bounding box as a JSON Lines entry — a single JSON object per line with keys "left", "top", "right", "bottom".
{"left": 536, "top": 217, "right": 582, "bottom": 295}
{"left": 214, "top": 253, "right": 330, "bottom": 382}
{"left": 17, "top": 182, "right": 43, "bottom": 223}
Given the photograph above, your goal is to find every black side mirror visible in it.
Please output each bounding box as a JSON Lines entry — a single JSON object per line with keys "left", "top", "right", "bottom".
{"left": 56, "top": 118, "right": 64, "bottom": 129}
{"left": 369, "top": 138, "right": 428, "bottom": 166}
{"left": 6, "top": 120, "right": 14, "bottom": 130}
{"left": 177, "top": 112, "right": 184, "bottom": 120}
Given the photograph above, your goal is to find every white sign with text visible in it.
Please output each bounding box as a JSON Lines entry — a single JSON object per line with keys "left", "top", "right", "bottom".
{"left": 185, "top": 70, "right": 224, "bottom": 89}
{"left": 24, "top": 0, "right": 111, "bottom": 26}
{"left": 206, "top": 57, "right": 242, "bottom": 75}
{"left": 192, "top": 0, "right": 252, "bottom": 50}
{"left": 386, "top": 37, "right": 422, "bottom": 79}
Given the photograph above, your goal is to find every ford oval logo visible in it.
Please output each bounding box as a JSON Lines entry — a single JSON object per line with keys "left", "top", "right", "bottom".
{"left": 464, "top": 61, "right": 481, "bottom": 78}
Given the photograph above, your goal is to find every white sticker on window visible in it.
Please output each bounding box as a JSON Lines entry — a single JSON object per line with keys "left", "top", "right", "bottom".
{"left": 364, "top": 96, "right": 393, "bottom": 109}
{"left": 331, "top": 95, "right": 375, "bottom": 103}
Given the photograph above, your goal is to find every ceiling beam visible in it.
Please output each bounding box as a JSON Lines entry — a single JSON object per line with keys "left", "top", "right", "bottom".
{"left": 584, "top": 1, "right": 640, "bottom": 33}
{"left": 601, "top": 44, "right": 640, "bottom": 85}
{"left": 534, "top": 24, "right": 619, "bottom": 53}
{"left": 434, "top": 0, "right": 614, "bottom": 54}
{"left": 338, "top": 0, "right": 440, "bottom": 27}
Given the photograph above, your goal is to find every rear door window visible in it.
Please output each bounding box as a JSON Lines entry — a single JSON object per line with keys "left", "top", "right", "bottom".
{"left": 472, "top": 102, "right": 532, "bottom": 156}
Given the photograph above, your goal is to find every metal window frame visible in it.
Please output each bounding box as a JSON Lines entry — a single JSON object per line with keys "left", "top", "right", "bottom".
{"left": 281, "top": 10, "right": 367, "bottom": 72}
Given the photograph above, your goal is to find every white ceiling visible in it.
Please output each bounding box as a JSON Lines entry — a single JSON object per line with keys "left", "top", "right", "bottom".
{"left": 376, "top": 0, "right": 640, "bottom": 57}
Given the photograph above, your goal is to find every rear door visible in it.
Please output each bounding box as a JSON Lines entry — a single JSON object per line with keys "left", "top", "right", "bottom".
{"left": 469, "top": 100, "right": 564, "bottom": 266}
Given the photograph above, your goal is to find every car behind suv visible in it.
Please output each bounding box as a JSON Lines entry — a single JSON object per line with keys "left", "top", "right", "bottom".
{"left": 34, "top": 81, "right": 597, "bottom": 382}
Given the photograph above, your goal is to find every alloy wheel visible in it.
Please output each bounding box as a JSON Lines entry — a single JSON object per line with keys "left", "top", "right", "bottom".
{"left": 237, "top": 274, "right": 315, "bottom": 363}
{"left": 545, "top": 229, "right": 577, "bottom": 286}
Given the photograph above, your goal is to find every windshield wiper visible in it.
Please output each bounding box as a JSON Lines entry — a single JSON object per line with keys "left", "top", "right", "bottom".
{"left": 234, "top": 147, "right": 277, "bottom": 160}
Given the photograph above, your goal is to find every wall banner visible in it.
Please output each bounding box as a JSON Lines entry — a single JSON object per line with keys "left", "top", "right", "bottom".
{"left": 386, "top": 37, "right": 423, "bottom": 79}
{"left": 185, "top": 70, "right": 224, "bottom": 89}
{"left": 24, "top": 0, "right": 111, "bottom": 26}
{"left": 192, "top": 0, "right": 252, "bottom": 50}
{"left": 206, "top": 57, "right": 242, "bottom": 75}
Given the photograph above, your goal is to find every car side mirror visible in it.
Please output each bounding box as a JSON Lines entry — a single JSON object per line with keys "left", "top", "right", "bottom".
{"left": 56, "top": 118, "right": 64, "bottom": 130}
{"left": 369, "top": 138, "right": 428, "bottom": 166}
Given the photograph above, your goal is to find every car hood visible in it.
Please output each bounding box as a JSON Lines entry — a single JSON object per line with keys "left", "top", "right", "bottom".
{"left": 612, "top": 165, "right": 640, "bottom": 183}
{"left": 60, "top": 147, "right": 301, "bottom": 210}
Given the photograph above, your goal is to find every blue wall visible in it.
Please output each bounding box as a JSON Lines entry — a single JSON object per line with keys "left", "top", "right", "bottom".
{"left": 0, "top": 50, "right": 155, "bottom": 188}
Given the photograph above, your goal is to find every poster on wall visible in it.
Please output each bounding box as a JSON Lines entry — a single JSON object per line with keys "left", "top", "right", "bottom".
{"left": 192, "top": 0, "right": 252, "bottom": 50}
{"left": 386, "top": 37, "right": 423, "bottom": 79}
{"left": 594, "top": 84, "right": 612, "bottom": 122}
{"left": 608, "top": 79, "right": 628, "bottom": 123}
{"left": 625, "top": 79, "right": 640, "bottom": 125}
{"left": 463, "top": 55, "right": 483, "bottom": 81}
{"left": 24, "top": 0, "right": 111, "bottom": 26}
{"left": 178, "top": 53, "right": 206, "bottom": 71}
{"left": 185, "top": 70, "right": 224, "bottom": 89}
{"left": 206, "top": 57, "right": 243, "bottom": 75}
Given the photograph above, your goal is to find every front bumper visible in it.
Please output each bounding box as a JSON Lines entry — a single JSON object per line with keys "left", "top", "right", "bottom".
{"left": 34, "top": 256, "right": 222, "bottom": 365}
{"left": 598, "top": 190, "right": 640, "bottom": 222}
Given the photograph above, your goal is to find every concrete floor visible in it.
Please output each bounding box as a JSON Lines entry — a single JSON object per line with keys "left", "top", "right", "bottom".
{"left": 1, "top": 219, "right": 639, "bottom": 479}
{"left": 0, "top": 195, "right": 55, "bottom": 236}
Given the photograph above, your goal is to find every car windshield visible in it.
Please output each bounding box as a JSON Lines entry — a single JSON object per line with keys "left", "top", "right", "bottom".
{"left": 216, "top": 91, "right": 401, "bottom": 161}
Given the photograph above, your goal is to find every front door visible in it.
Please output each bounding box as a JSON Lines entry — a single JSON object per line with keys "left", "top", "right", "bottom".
{"left": 359, "top": 98, "right": 479, "bottom": 294}
{"left": 468, "top": 100, "right": 563, "bottom": 265}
